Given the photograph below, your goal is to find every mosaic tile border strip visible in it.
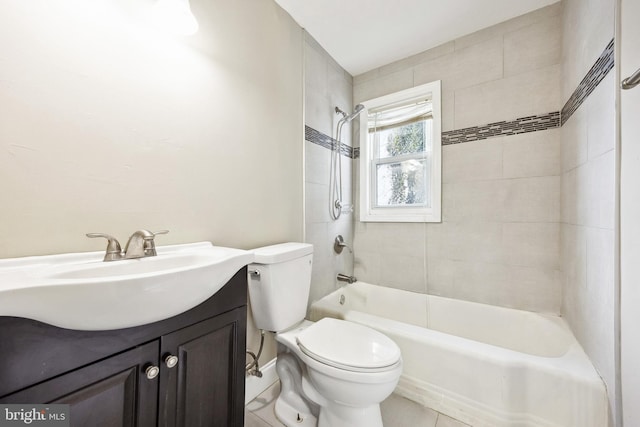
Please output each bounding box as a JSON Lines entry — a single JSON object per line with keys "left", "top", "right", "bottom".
{"left": 561, "top": 38, "right": 615, "bottom": 125}
{"left": 305, "top": 125, "right": 355, "bottom": 158}
{"left": 307, "top": 113, "right": 561, "bottom": 156}
{"left": 308, "top": 38, "right": 614, "bottom": 155}
{"left": 441, "top": 112, "right": 560, "bottom": 145}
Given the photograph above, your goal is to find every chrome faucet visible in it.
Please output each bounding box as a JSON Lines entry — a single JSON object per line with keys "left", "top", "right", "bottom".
{"left": 87, "top": 229, "right": 169, "bottom": 261}
{"left": 337, "top": 273, "right": 357, "bottom": 284}
{"left": 124, "top": 229, "right": 169, "bottom": 259}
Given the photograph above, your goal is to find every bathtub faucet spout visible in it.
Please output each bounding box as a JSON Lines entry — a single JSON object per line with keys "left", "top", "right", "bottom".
{"left": 337, "top": 273, "right": 357, "bottom": 284}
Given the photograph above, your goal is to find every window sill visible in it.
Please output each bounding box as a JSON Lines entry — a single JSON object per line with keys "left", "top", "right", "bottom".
{"left": 359, "top": 212, "right": 441, "bottom": 223}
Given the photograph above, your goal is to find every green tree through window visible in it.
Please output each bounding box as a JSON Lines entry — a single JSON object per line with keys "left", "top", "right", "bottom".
{"left": 385, "top": 121, "right": 426, "bottom": 205}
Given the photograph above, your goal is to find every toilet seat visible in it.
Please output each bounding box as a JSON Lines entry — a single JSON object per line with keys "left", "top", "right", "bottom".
{"left": 296, "top": 318, "right": 401, "bottom": 373}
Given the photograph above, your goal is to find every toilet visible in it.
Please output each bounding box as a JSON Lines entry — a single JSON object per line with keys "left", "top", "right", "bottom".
{"left": 248, "top": 242, "right": 402, "bottom": 427}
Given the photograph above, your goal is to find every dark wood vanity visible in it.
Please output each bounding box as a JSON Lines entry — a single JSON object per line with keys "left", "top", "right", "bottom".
{"left": 0, "top": 267, "right": 248, "bottom": 427}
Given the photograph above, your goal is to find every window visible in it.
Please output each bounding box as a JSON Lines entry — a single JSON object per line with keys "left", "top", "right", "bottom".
{"left": 359, "top": 81, "right": 442, "bottom": 222}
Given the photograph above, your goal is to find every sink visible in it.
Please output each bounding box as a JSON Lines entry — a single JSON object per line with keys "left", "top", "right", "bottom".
{"left": 0, "top": 242, "right": 254, "bottom": 330}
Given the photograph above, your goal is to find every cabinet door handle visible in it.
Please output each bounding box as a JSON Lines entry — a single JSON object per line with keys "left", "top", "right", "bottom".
{"left": 164, "top": 354, "right": 179, "bottom": 368}
{"left": 145, "top": 365, "right": 160, "bottom": 380}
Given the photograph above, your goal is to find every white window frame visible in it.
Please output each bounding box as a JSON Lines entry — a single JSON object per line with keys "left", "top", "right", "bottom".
{"left": 359, "top": 81, "right": 442, "bottom": 223}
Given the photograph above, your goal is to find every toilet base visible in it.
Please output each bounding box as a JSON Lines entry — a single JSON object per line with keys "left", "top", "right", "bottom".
{"left": 275, "top": 397, "right": 318, "bottom": 427}
{"left": 275, "top": 351, "right": 319, "bottom": 427}
{"left": 276, "top": 389, "right": 384, "bottom": 427}
{"left": 317, "top": 403, "right": 383, "bottom": 427}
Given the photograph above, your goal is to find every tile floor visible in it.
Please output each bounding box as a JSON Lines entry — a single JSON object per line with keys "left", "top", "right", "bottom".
{"left": 245, "top": 381, "right": 471, "bottom": 427}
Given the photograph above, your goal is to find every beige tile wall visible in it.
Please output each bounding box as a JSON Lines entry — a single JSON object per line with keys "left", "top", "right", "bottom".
{"left": 352, "top": 4, "right": 563, "bottom": 313}
{"left": 304, "top": 32, "right": 355, "bottom": 307}
{"left": 354, "top": 4, "right": 562, "bottom": 131}
{"left": 560, "top": 0, "right": 616, "bottom": 419}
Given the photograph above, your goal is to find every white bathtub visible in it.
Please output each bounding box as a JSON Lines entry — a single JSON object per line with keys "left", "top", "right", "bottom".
{"left": 309, "top": 282, "right": 608, "bottom": 427}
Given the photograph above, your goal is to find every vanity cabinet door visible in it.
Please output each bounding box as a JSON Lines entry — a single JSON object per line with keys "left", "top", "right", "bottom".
{"left": 0, "top": 340, "right": 159, "bottom": 427}
{"left": 159, "top": 306, "right": 246, "bottom": 427}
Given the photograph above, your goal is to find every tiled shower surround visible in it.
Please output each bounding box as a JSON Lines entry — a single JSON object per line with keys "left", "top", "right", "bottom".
{"left": 303, "top": 0, "right": 616, "bottom": 422}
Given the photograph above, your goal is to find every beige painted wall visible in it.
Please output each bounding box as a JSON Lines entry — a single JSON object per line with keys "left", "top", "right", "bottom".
{"left": 352, "top": 4, "right": 563, "bottom": 313}
{"left": 0, "top": 0, "right": 304, "bottom": 258}
{"left": 620, "top": 0, "right": 640, "bottom": 423}
{"left": 0, "top": 0, "right": 304, "bottom": 385}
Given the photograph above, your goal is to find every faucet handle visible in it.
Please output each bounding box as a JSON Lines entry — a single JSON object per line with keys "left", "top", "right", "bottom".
{"left": 142, "top": 230, "right": 169, "bottom": 256}
{"left": 86, "top": 233, "right": 123, "bottom": 262}
{"left": 333, "top": 235, "right": 353, "bottom": 254}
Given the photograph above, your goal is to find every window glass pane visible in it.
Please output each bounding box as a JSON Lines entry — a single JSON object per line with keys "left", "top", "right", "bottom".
{"left": 376, "top": 121, "right": 428, "bottom": 159}
{"left": 375, "top": 159, "right": 430, "bottom": 207}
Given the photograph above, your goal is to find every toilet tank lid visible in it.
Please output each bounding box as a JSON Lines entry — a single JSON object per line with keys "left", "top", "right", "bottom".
{"left": 252, "top": 242, "right": 313, "bottom": 264}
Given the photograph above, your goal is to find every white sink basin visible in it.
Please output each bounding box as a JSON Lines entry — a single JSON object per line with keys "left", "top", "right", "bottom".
{"left": 0, "top": 242, "right": 254, "bottom": 330}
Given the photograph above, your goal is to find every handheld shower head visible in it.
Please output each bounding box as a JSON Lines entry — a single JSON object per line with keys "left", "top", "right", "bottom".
{"left": 335, "top": 104, "right": 365, "bottom": 123}
{"left": 330, "top": 104, "right": 364, "bottom": 221}
{"left": 343, "top": 104, "right": 365, "bottom": 122}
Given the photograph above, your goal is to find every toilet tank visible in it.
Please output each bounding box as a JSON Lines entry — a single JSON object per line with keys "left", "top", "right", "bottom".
{"left": 248, "top": 243, "right": 313, "bottom": 332}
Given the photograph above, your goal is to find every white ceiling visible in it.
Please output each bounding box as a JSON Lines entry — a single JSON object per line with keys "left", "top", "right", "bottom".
{"left": 274, "top": 0, "right": 559, "bottom": 76}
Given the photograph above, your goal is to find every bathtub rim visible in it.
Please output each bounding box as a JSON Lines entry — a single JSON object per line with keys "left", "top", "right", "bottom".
{"left": 310, "top": 281, "right": 578, "bottom": 359}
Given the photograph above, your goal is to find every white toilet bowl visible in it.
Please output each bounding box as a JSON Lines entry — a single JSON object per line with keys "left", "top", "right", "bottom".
{"left": 274, "top": 318, "right": 402, "bottom": 427}
{"left": 246, "top": 243, "right": 402, "bottom": 427}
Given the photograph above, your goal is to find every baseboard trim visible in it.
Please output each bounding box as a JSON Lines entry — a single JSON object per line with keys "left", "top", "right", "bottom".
{"left": 245, "top": 357, "right": 279, "bottom": 405}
